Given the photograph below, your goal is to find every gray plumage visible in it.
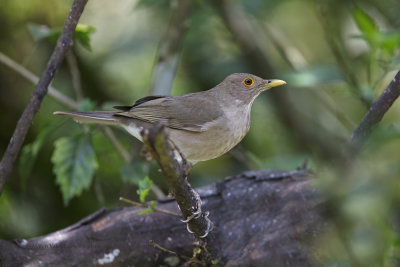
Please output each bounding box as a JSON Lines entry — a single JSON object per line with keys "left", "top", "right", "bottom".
{"left": 54, "top": 73, "right": 286, "bottom": 163}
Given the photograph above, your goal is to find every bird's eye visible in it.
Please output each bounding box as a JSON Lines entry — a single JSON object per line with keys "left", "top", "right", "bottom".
{"left": 242, "top": 78, "right": 254, "bottom": 87}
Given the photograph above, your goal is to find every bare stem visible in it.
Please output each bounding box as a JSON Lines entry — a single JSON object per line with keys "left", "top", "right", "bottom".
{"left": 119, "top": 197, "right": 180, "bottom": 218}
{"left": 150, "top": 240, "right": 205, "bottom": 265}
{"left": 0, "top": 52, "right": 79, "bottom": 110}
{"left": 65, "top": 50, "right": 84, "bottom": 101}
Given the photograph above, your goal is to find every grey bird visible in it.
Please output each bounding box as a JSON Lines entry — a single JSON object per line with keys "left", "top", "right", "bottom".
{"left": 54, "top": 73, "right": 286, "bottom": 164}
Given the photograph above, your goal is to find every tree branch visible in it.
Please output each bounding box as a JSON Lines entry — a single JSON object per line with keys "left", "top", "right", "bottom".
{"left": 140, "top": 123, "right": 212, "bottom": 242}
{"left": 0, "top": 0, "right": 88, "bottom": 195}
{"left": 0, "top": 170, "right": 318, "bottom": 266}
{"left": 349, "top": 70, "right": 400, "bottom": 152}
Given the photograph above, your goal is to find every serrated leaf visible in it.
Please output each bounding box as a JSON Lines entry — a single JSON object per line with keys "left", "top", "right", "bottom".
{"left": 51, "top": 134, "right": 98, "bottom": 205}
{"left": 136, "top": 176, "right": 152, "bottom": 203}
{"left": 19, "top": 124, "right": 54, "bottom": 189}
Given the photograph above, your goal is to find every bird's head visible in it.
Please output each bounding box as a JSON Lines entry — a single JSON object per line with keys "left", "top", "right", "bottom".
{"left": 217, "top": 73, "right": 286, "bottom": 104}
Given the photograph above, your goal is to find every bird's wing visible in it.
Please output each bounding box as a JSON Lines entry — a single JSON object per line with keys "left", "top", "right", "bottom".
{"left": 114, "top": 94, "right": 223, "bottom": 132}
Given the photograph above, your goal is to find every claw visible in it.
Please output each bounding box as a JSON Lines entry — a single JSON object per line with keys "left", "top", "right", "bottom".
{"left": 187, "top": 224, "right": 194, "bottom": 234}
{"left": 181, "top": 206, "right": 201, "bottom": 222}
{"left": 199, "top": 211, "right": 213, "bottom": 238}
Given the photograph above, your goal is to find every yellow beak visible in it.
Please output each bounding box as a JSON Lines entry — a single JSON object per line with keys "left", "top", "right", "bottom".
{"left": 267, "top": 79, "right": 287, "bottom": 88}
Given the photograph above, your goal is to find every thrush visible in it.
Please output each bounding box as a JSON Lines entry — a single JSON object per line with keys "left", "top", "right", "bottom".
{"left": 54, "top": 73, "right": 286, "bottom": 164}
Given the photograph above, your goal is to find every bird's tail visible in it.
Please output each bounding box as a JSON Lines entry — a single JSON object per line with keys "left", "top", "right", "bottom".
{"left": 53, "top": 111, "right": 121, "bottom": 126}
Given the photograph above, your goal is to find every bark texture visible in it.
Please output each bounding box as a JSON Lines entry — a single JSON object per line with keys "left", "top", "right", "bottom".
{"left": 0, "top": 169, "right": 321, "bottom": 266}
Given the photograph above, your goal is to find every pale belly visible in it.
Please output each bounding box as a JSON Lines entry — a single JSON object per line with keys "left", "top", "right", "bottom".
{"left": 168, "top": 116, "right": 250, "bottom": 163}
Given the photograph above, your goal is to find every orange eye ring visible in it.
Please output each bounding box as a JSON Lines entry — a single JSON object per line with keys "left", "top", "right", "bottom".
{"left": 242, "top": 77, "right": 254, "bottom": 87}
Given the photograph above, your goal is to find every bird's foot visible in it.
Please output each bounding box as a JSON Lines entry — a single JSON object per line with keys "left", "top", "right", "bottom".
{"left": 181, "top": 188, "right": 202, "bottom": 222}
{"left": 186, "top": 211, "right": 214, "bottom": 238}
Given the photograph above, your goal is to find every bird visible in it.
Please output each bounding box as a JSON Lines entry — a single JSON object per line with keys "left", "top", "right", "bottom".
{"left": 54, "top": 73, "right": 286, "bottom": 164}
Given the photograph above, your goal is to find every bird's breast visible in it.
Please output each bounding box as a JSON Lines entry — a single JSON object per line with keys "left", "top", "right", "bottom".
{"left": 175, "top": 103, "right": 251, "bottom": 163}
{"left": 222, "top": 104, "right": 252, "bottom": 149}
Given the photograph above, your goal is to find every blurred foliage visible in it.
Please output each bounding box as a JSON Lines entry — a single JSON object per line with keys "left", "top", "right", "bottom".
{"left": 27, "top": 23, "right": 96, "bottom": 50}
{"left": 0, "top": 0, "right": 400, "bottom": 265}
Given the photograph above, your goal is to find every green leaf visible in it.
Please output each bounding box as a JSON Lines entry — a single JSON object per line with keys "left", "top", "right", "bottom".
{"left": 136, "top": 176, "right": 152, "bottom": 203}
{"left": 150, "top": 201, "right": 156, "bottom": 211}
{"left": 19, "top": 124, "right": 54, "bottom": 189}
{"left": 51, "top": 134, "right": 98, "bottom": 205}
{"left": 137, "top": 201, "right": 156, "bottom": 215}
{"left": 138, "top": 209, "right": 153, "bottom": 215}
{"left": 377, "top": 31, "right": 400, "bottom": 56}
{"left": 74, "top": 24, "right": 96, "bottom": 51}
{"left": 352, "top": 7, "right": 379, "bottom": 47}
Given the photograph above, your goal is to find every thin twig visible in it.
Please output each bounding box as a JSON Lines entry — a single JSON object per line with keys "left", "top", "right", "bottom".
{"left": 0, "top": 52, "right": 79, "bottom": 109}
{"left": 349, "top": 70, "right": 400, "bottom": 152}
{"left": 101, "top": 126, "right": 131, "bottom": 163}
{"left": 150, "top": 240, "right": 205, "bottom": 265}
{"left": 65, "top": 50, "right": 84, "bottom": 101}
{"left": 0, "top": 0, "right": 88, "bottom": 195}
{"left": 119, "top": 197, "right": 180, "bottom": 218}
